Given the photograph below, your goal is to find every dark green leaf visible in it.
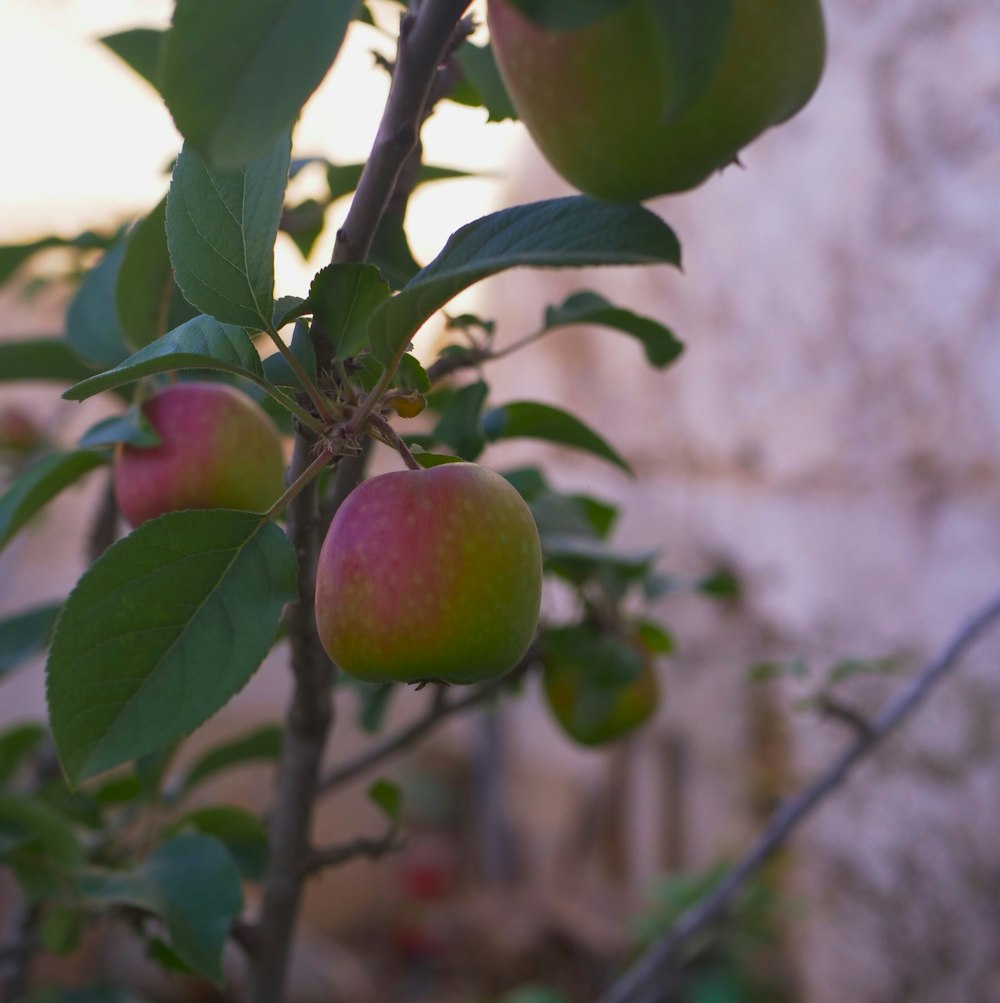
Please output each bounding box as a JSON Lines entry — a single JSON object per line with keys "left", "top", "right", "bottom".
{"left": 0, "top": 339, "right": 95, "bottom": 385}
{"left": 453, "top": 42, "right": 517, "bottom": 121}
{"left": 0, "top": 723, "right": 47, "bottom": 783}
{"left": 698, "top": 567, "right": 742, "bottom": 602}
{"left": 501, "top": 986, "right": 570, "bottom": 1003}
{"left": 66, "top": 244, "right": 130, "bottom": 368}
{"left": 368, "top": 778, "right": 402, "bottom": 822}
{"left": 342, "top": 679, "right": 396, "bottom": 733}
{"left": 117, "top": 196, "right": 198, "bottom": 349}
{"left": 99, "top": 28, "right": 165, "bottom": 90}
{"left": 47, "top": 510, "right": 297, "bottom": 784}
{"left": 0, "top": 231, "right": 113, "bottom": 288}
{"left": 63, "top": 315, "right": 264, "bottom": 401}
{"left": 482, "top": 401, "right": 631, "bottom": 473}
{"left": 0, "top": 604, "right": 61, "bottom": 680}
{"left": 166, "top": 137, "right": 290, "bottom": 329}
{"left": 306, "top": 263, "right": 391, "bottom": 360}
{"left": 0, "top": 451, "right": 107, "bottom": 552}
{"left": 273, "top": 295, "right": 308, "bottom": 329}
{"left": 281, "top": 198, "right": 327, "bottom": 258}
{"left": 173, "top": 806, "right": 269, "bottom": 881}
{"left": 543, "top": 291, "right": 684, "bottom": 368}
{"left": 81, "top": 834, "right": 243, "bottom": 982}
{"left": 395, "top": 354, "right": 430, "bottom": 394}
{"left": 325, "top": 162, "right": 366, "bottom": 203}
{"left": 78, "top": 407, "right": 161, "bottom": 449}
{"left": 181, "top": 725, "right": 284, "bottom": 794}
{"left": 1, "top": 237, "right": 61, "bottom": 286}
{"left": 40, "top": 903, "right": 86, "bottom": 955}
{"left": 369, "top": 196, "right": 680, "bottom": 366}
{"left": 635, "top": 621, "right": 675, "bottom": 655}
{"left": 432, "top": 380, "right": 488, "bottom": 460}
{"left": 163, "top": 0, "right": 355, "bottom": 168}
{"left": 0, "top": 792, "right": 84, "bottom": 898}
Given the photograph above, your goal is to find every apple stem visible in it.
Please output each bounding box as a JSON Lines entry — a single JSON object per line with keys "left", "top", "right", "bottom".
{"left": 266, "top": 446, "right": 334, "bottom": 517}
{"left": 366, "top": 412, "right": 423, "bottom": 470}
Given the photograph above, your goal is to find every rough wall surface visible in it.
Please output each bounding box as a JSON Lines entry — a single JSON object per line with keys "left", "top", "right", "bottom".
{"left": 492, "top": 1, "right": 1000, "bottom": 999}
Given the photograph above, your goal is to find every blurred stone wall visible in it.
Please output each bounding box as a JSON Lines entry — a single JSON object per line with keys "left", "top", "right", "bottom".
{"left": 488, "top": 1, "right": 1000, "bottom": 1000}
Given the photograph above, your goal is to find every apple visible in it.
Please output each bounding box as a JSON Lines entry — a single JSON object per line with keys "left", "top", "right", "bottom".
{"left": 114, "top": 381, "right": 286, "bottom": 527}
{"left": 0, "top": 407, "right": 42, "bottom": 453}
{"left": 487, "top": 0, "right": 826, "bottom": 201}
{"left": 315, "top": 462, "right": 543, "bottom": 684}
{"left": 542, "top": 625, "right": 660, "bottom": 745}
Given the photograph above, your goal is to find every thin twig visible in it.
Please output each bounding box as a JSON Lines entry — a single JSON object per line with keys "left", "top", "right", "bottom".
{"left": 318, "top": 646, "right": 538, "bottom": 796}
{"left": 87, "top": 472, "right": 119, "bottom": 563}
{"left": 300, "top": 826, "right": 404, "bottom": 877}
{"left": 597, "top": 587, "right": 1000, "bottom": 1003}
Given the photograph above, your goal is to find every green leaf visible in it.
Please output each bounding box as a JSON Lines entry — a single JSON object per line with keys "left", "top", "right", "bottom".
{"left": 163, "top": 0, "right": 355, "bottom": 169}
{"left": 166, "top": 136, "right": 291, "bottom": 330}
{"left": 99, "top": 28, "right": 165, "bottom": 91}
{"left": 172, "top": 806, "right": 269, "bottom": 881}
{"left": 341, "top": 678, "right": 396, "bottom": 733}
{"left": 117, "top": 197, "right": 198, "bottom": 349}
{"left": 66, "top": 243, "right": 130, "bottom": 368}
{"left": 63, "top": 315, "right": 264, "bottom": 401}
{"left": 543, "top": 292, "right": 684, "bottom": 368}
{"left": 81, "top": 834, "right": 243, "bottom": 983}
{"left": 501, "top": 986, "right": 570, "bottom": 1003}
{"left": 542, "top": 535, "right": 657, "bottom": 586}
{"left": 368, "top": 778, "right": 402, "bottom": 822}
{"left": 0, "top": 791, "right": 85, "bottom": 898}
{"left": 0, "top": 230, "right": 113, "bottom": 288}
{"left": 180, "top": 725, "right": 284, "bottom": 794}
{"left": 0, "top": 451, "right": 107, "bottom": 553}
{"left": 452, "top": 42, "right": 518, "bottom": 122}
{"left": 305, "top": 263, "right": 391, "bottom": 360}
{"left": 40, "top": 903, "right": 86, "bottom": 956}
{"left": 78, "top": 407, "right": 161, "bottom": 449}
{"left": 369, "top": 196, "right": 680, "bottom": 366}
{"left": 635, "top": 621, "right": 675, "bottom": 655}
{"left": 47, "top": 510, "right": 297, "bottom": 784}
{"left": 0, "top": 723, "right": 47, "bottom": 783}
{"left": 0, "top": 339, "right": 95, "bottom": 385}
{"left": 483, "top": 401, "right": 631, "bottom": 473}
{"left": 0, "top": 604, "right": 61, "bottom": 680}
{"left": 432, "top": 380, "right": 488, "bottom": 460}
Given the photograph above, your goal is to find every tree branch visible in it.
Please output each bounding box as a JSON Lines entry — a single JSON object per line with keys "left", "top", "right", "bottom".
{"left": 598, "top": 586, "right": 1000, "bottom": 1003}
{"left": 300, "top": 826, "right": 404, "bottom": 877}
{"left": 318, "top": 646, "right": 538, "bottom": 796}
{"left": 332, "top": 0, "right": 473, "bottom": 265}
{"left": 248, "top": 435, "right": 334, "bottom": 1003}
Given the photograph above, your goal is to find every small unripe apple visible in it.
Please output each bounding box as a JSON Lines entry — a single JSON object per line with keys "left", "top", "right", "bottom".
{"left": 315, "top": 462, "right": 543, "bottom": 684}
{"left": 114, "top": 381, "right": 286, "bottom": 527}
{"left": 487, "top": 0, "right": 826, "bottom": 201}
{"left": 542, "top": 627, "right": 660, "bottom": 746}
{"left": 0, "top": 407, "right": 42, "bottom": 453}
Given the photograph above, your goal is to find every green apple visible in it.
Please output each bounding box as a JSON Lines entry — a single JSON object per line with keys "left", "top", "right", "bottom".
{"left": 487, "top": 0, "right": 826, "bottom": 201}
{"left": 114, "top": 381, "right": 286, "bottom": 527}
{"left": 542, "top": 624, "right": 660, "bottom": 745}
{"left": 315, "top": 462, "right": 543, "bottom": 684}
